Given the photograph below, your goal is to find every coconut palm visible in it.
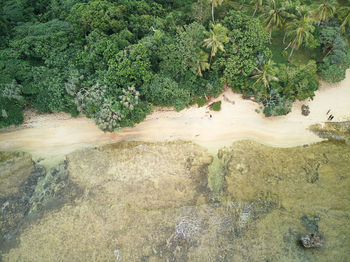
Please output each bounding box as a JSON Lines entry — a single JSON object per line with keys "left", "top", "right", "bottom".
{"left": 197, "top": 50, "right": 210, "bottom": 77}
{"left": 337, "top": 6, "right": 350, "bottom": 34}
{"left": 261, "top": 0, "right": 291, "bottom": 44}
{"left": 251, "top": 60, "right": 279, "bottom": 89}
{"left": 252, "top": 0, "right": 264, "bottom": 17}
{"left": 285, "top": 15, "right": 315, "bottom": 61}
{"left": 312, "top": 0, "right": 337, "bottom": 25}
{"left": 280, "top": 0, "right": 299, "bottom": 43}
{"left": 203, "top": 23, "right": 230, "bottom": 64}
{"left": 208, "top": 0, "right": 224, "bottom": 22}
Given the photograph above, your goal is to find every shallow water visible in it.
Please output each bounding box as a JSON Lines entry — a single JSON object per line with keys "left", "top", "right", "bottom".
{"left": 0, "top": 140, "right": 349, "bottom": 261}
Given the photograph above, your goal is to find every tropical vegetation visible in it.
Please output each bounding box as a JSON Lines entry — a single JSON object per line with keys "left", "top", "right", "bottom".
{"left": 0, "top": 0, "right": 349, "bottom": 129}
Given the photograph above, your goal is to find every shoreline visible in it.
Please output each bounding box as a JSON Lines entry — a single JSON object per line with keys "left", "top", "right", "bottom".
{"left": 0, "top": 70, "right": 349, "bottom": 164}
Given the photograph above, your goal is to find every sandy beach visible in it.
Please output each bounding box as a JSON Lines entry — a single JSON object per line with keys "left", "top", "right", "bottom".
{"left": 0, "top": 70, "right": 349, "bottom": 164}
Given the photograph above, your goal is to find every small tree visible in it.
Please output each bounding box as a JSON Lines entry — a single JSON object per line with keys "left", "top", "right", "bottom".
{"left": 203, "top": 23, "right": 229, "bottom": 64}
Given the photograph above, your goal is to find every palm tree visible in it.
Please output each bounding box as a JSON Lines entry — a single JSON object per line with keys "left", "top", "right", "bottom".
{"left": 252, "top": 0, "right": 264, "bottom": 17}
{"left": 203, "top": 23, "right": 230, "bottom": 64}
{"left": 261, "top": 0, "right": 291, "bottom": 44}
{"left": 197, "top": 50, "right": 210, "bottom": 77}
{"left": 208, "top": 0, "right": 224, "bottom": 22}
{"left": 312, "top": 0, "right": 337, "bottom": 26}
{"left": 337, "top": 6, "right": 350, "bottom": 34}
{"left": 251, "top": 60, "right": 279, "bottom": 89}
{"left": 280, "top": 0, "right": 299, "bottom": 43}
{"left": 285, "top": 15, "right": 315, "bottom": 61}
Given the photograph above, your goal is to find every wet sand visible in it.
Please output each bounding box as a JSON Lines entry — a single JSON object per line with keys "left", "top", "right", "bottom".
{"left": 0, "top": 70, "right": 349, "bottom": 164}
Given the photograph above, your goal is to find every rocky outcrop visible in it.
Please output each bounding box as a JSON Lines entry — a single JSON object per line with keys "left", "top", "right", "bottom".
{"left": 310, "top": 121, "right": 350, "bottom": 144}
{"left": 301, "top": 233, "right": 323, "bottom": 248}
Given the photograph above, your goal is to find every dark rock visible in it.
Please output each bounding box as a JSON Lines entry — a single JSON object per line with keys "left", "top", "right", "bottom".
{"left": 300, "top": 233, "right": 323, "bottom": 248}
{"left": 301, "top": 105, "right": 310, "bottom": 116}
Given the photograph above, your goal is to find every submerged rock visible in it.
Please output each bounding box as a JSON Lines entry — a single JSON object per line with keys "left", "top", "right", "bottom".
{"left": 301, "top": 233, "right": 323, "bottom": 248}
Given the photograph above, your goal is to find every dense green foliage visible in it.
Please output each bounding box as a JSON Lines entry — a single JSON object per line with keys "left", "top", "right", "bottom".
{"left": 0, "top": 81, "right": 24, "bottom": 127}
{"left": 318, "top": 23, "right": 350, "bottom": 83}
{"left": 0, "top": 0, "right": 349, "bottom": 129}
{"left": 216, "top": 10, "right": 272, "bottom": 89}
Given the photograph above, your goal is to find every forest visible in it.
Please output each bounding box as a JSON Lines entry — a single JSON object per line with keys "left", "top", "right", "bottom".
{"left": 0, "top": 0, "right": 349, "bottom": 130}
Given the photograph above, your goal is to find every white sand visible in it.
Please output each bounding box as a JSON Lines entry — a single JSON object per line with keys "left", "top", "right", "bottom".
{"left": 0, "top": 70, "right": 349, "bottom": 163}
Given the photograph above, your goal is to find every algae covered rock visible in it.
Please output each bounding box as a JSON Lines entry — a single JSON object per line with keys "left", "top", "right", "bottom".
{"left": 0, "top": 152, "right": 80, "bottom": 254}
{"left": 310, "top": 121, "right": 350, "bottom": 143}
{"left": 2, "top": 141, "right": 350, "bottom": 262}
{"left": 301, "top": 233, "right": 323, "bottom": 248}
{"left": 0, "top": 151, "right": 35, "bottom": 198}
{"left": 66, "top": 141, "right": 212, "bottom": 210}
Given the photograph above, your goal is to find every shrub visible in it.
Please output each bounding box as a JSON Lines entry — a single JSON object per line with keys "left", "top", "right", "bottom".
{"left": 141, "top": 74, "right": 191, "bottom": 110}
{"left": 257, "top": 89, "right": 292, "bottom": 117}
{"left": 195, "top": 97, "right": 206, "bottom": 107}
{"left": 211, "top": 101, "right": 221, "bottom": 111}
{"left": 0, "top": 81, "right": 24, "bottom": 128}
{"left": 318, "top": 25, "right": 350, "bottom": 83}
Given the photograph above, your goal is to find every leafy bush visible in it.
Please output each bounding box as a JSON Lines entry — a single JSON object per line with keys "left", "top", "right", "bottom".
{"left": 107, "top": 43, "right": 153, "bottom": 88}
{"left": 26, "top": 67, "right": 75, "bottom": 113}
{"left": 215, "top": 10, "right": 271, "bottom": 87}
{"left": 68, "top": 1, "right": 126, "bottom": 36}
{"left": 10, "top": 20, "right": 71, "bottom": 60}
{"left": 141, "top": 74, "right": 191, "bottom": 111}
{"left": 195, "top": 97, "right": 206, "bottom": 107}
{"left": 318, "top": 25, "right": 350, "bottom": 83}
{"left": 66, "top": 74, "right": 152, "bottom": 131}
{"left": 158, "top": 22, "right": 205, "bottom": 86}
{"left": 278, "top": 60, "right": 319, "bottom": 101}
{"left": 211, "top": 101, "right": 221, "bottom": 111}
{"left": 0, "top": 81, "right": 24, "bottom": 127}
{"left": 319, "top": 48, "right": 350, "bottom": 83}
{"left": 257, "top": 89, "right": 292, "bottom": 117}
{"left": 0, "top": 97, "right": 24, "bottom": 128}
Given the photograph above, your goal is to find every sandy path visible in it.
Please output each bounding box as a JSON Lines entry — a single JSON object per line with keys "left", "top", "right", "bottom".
{"left": 1, "top": 70, "right": 349, "bottom": 164}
